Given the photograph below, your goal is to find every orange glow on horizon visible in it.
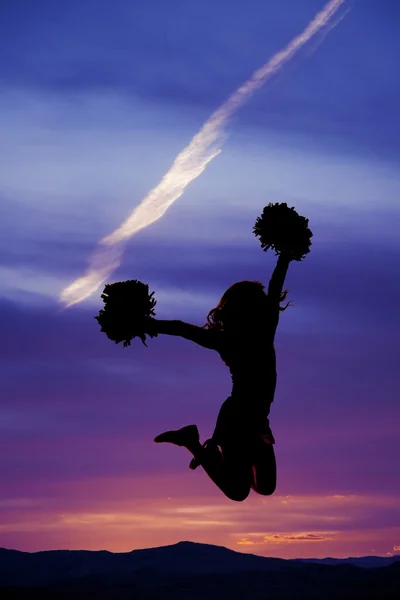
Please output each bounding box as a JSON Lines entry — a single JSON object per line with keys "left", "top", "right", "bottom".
{"left": 1, "top": 476, "right": 399, "bottom": 559}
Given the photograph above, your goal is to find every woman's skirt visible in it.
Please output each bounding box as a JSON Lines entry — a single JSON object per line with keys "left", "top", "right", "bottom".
{"left": 211, "top": 395, "right": 275, "bottom": 447}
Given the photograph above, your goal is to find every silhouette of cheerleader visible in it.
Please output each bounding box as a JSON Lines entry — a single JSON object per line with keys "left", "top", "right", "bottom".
{"left": 96, "top": 203, "right": 312, "bottom": 502}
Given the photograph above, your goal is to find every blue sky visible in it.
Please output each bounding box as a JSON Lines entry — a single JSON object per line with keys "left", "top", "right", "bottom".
{"left": 0, "top": 0, "right": 399, "bottom": 558}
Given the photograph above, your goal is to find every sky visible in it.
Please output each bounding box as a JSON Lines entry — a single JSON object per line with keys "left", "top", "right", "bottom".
{"left": 0, "top": 0, "right": 399, "bottom": 559}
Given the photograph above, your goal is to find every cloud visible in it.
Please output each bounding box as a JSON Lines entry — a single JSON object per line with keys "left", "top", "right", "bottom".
{"left": 237, "top": 532, "right": 333, "bottom": 545}
{"left": 394, "top": 545, "right": 400, "bottom": 552}
{"left": 1, "top": 88, "right": 400, "bottom": 330}
{"left": 1, "top": 0, "right": 400, "bottom": 159}
{"left": 264, "top": 532, "right": 334, "bottom": 543}
{"left": 236, "top": 528, "right": 337, "bottom": 546}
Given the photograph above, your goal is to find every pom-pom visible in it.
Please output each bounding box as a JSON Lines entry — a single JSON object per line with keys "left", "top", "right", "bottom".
{"left": 253, "top": 202, "right": 312, "bottom": 261}
{"left": 95, "top": 279, "right": 157, "bottom": 347}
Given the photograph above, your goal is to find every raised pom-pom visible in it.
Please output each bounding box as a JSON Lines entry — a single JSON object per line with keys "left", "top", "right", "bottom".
{"left": 253, "top": 202, "right": 312, "bottom": 261}
{"left": 95, "top": 279, "right": 157, "bottom": 347}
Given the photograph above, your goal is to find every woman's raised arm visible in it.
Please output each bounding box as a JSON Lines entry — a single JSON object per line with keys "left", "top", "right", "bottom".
{"left": 267, "top": 253, "right": 291, "bottom": 305}
{"left": 266, "top": 253, "right": 292, "bottom": 338}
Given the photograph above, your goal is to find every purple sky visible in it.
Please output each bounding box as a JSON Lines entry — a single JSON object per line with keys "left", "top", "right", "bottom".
{"left": 1, "top": 0, "right": 399, "bottom": 558}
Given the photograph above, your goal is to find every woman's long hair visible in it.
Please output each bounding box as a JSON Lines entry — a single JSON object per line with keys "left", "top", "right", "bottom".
{"left": 206, "top": 280, "right": 291, "bottom": 330}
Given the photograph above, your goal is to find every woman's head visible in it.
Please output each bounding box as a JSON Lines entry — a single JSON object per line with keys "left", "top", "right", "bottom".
{"left": 206, "top": 280, "right": 289, "bottom": 330}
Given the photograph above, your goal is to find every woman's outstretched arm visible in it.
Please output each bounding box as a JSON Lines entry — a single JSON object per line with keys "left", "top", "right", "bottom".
{"left": 149, "top": 318, "right": 221, "bottom": 350}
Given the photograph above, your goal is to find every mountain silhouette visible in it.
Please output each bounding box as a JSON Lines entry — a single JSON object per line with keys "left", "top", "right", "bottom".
{"left": 1, "top": 541, "right": 399, "bottom": 599}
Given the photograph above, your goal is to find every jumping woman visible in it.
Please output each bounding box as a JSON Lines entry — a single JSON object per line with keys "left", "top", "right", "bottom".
{"left": 95, "top": 203, "right": 312, "bottom": 502}
{"left": 151, "top": 253, "right": 291, "bottom": 502}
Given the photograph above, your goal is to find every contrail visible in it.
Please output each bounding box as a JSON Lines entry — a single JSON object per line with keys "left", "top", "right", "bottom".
{"left": 60, "top": 0, "right": 347, "bottom": 307}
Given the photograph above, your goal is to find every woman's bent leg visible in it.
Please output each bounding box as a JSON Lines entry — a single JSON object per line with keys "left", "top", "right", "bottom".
{"left": 199, "top": 397, "right": 253, "bottom": 501}
{"left": 250, "top": 436, "right": 277, "bottom": 496}
{"left": 197, "top": 439, "right": 252, "bottom": 502}
{"left": 154, "top": 425, "right": 252, "bottom": 502}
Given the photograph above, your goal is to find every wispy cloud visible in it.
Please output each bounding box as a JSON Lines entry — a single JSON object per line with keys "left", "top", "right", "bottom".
{"left": 238, "top": 532, "right": 334, "bottom": 545}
